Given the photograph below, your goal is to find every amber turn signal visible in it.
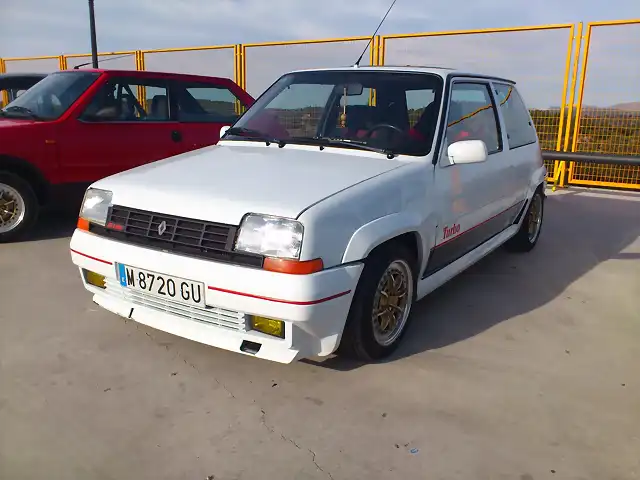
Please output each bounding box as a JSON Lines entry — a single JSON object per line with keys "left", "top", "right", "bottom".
{"left": 263, "top": 257, "right": 323, "bottom": 275}
{"left": 77, "top": 217, "right": 90, "bottom": 231}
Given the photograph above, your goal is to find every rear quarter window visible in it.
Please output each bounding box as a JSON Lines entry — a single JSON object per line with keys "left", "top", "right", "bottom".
{"left": 173, "top": 81, "right": 247, "bottom": 123}
{"left": 494, "top": 83, "right": 538, "bottom": 149}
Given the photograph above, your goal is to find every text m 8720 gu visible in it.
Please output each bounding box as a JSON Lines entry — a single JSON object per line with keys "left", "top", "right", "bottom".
{"left": 116, "top": 263, "right": 205, "bottom": 307}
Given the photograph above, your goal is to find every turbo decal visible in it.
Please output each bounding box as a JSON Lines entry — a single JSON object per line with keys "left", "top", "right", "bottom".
{"left": 443, "top": 223, "right": 461, "bottom": 241}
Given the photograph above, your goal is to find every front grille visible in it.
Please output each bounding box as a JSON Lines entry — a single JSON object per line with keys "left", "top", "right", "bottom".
{"left": 90, "top": 205, "right": 263, "bottom": 268}
{"left": 105, "top": 278, "right": 248, "bottom": 331}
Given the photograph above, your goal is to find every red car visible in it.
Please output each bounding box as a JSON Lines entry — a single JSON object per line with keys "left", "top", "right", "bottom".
{"left": 0, "top": 68, "right": 254, "bottom": 241}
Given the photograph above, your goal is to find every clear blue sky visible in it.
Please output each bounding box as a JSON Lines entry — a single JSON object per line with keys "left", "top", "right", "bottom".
{"left": 2, "top": 0, "right": 639, "bottom": 108}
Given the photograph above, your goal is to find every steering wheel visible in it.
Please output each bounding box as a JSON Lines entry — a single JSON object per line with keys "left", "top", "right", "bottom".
{"left": 364, "top": 123, "right": 406, "bottom": 138}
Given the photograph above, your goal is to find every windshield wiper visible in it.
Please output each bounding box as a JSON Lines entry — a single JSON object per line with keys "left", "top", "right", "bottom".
{"left": 225, "top": 127, "right": 286, "bottom": 148}
{"left": 309, "top": 137, "right": 397, "bottom": 159}
{"left": 2, "top": 106, "right": 42, "bottom": 120}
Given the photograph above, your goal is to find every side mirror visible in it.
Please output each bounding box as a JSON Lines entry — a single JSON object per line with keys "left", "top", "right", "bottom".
{"left": 446, "top": 140, "right": 488, "bottom": 165}
{"left": 220, "top": 125, "right": 230, "bottom": 138}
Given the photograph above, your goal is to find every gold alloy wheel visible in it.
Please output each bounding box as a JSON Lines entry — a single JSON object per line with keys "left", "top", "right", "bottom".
{"left": 371, "top": 259, "right": 414, "bottom": 347}
{"left": 0, "top": 183, "right": 26, "bottom": 234}
{"left": 527, "top": 194, "right": 543, "bottom": 243}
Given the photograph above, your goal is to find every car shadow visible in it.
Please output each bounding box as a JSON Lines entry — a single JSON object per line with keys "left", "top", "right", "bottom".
{"left": 16, "top": 205, "right": 79, "bottom": 242}
{"left": 304, "top": 188, "right": 640, "bottom": 371}
{"left": 12, "top": 188, "right": 86, "bottom": 243}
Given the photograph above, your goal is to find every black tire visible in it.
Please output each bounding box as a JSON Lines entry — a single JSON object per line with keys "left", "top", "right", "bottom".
{"left": 337, "top": 242, "right": 417, "bottom": 361}
{"left": 0, "top": 171, "right": 39, "bottom": 243}
{"left": 504, "top": 188, "right": 545, "bottom": 253}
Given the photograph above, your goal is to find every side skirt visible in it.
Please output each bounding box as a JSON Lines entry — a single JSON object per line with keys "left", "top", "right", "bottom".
{"left": 421, "top": 200, "right": 525, "bottom": 279}
{"left": 415, "top": 223, "right": 520, "bottom": 302}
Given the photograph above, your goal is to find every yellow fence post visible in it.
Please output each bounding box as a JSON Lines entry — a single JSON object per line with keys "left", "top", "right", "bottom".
{"left": 135, "top": 51, "right": 147, "bottom": 111}
{"left": 378, "top": 35, "right": 385, "bottom": 66}
{"left": 552, "top": 22, "right": 583, "bottom": 190}
{"left": 566, "top": 23, "right": 591, "bottom": 187}
{"left": 549, "top": 24, "right": 575, "bottom": 189}
{"left": 0, "top": 58, "right": 8, "bottom": 107}
{"left": 234, "top": 45, "right": 242, "bottom": 86}
{"left": 137, "top": 50, "right": 146, "bottom": 70}
{"left": 561, "top": 22, "right": 584, "bottom": 188}
{"left": 369, "top": 36, "right": 379, "bottom": 66}
{"left": 58, "top": 55, "right": 68, "bottom": 70}
{"left": 241, "top": 45, "right": 247, "bottom": 92}
{"left": 234, "top": 44, "right": 245, "bottom": 114}
{"left": 368, "top": 36, "right": 380, "bottom": 106}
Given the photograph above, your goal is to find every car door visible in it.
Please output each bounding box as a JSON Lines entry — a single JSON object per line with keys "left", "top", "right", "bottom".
{"left": 57, "top": 74, "right": 183, "bottom": 183}
{"left": 492, "top": 82, "right": 540, "bottom": 204}
{"left": 427, "top": 79, "right": 513, "bottom": 275}
{"left": 170, "top": 78, "right": 253, "bottom": 154}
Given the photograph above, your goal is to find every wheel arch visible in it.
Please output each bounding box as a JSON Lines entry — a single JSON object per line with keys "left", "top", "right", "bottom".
{"left": 342, "top": 212, "right": 425, "bottom": 274}
{"left": 0, "top": 155, "right": 50, "bottom": 205}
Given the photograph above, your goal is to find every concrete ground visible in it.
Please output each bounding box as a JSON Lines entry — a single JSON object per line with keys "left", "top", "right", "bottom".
{"left": 1, "top": 187, "right": 639, "bottom": 480}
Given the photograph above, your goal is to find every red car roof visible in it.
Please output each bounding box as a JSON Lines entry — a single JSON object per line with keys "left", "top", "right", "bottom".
{"left": 66, "top": 68, "right": 238, "bottom": 84}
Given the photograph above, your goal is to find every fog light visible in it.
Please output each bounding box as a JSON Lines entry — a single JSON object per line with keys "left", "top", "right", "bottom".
{"left": 83, "top": 269, "right": 106, "bottom": 289}
{"left": 250, "top": 316, "right": 285, "bottom": 338}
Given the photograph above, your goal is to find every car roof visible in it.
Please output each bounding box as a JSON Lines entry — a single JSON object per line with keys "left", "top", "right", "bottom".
{"left": 0, "top": 72, "right": 48, "bottom": 80}
{"left": 63, "top": 68, "right": 237, "bottom": 83}
{"left": 284, "top": 65, "right": 516, "bottom": 84}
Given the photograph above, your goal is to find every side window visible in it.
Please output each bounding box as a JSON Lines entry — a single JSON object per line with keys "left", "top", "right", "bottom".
{"left": 81, "top": 78, "right": 170, "bottom": 122}
{"left": 494, "top": 83, "right": 537, "bottom": 149}
{"left": 446, "top": 82, "right": 502, "bottom": 154}
{"left": 173, "top": 82, "right": 247, "bottom": 123}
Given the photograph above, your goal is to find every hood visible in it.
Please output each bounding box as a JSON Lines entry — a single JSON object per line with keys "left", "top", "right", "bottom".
{"left": 96, "top": 142, "right": 407, "bottom": 225}
{"left": 0, "top": 118, "right": 36, "bottom": 128}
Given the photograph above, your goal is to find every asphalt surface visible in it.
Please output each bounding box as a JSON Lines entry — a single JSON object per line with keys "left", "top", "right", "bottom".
{"left": 1, "top": 187, "right": 639, "bottom": 480}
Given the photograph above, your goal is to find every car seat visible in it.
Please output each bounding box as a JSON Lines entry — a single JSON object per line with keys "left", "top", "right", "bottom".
{"left": 150, "top": 95, "right": 169, "bottom": 120}
{"left": 119, "top": 94, "right": 137, "bottom": 120}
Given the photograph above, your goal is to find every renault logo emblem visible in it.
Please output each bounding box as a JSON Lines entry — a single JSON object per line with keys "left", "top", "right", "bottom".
{"left": 158, "top": 221, "right": 167, "bottom": 236}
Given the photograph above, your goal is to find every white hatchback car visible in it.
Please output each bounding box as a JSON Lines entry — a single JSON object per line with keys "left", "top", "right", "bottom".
{"left": 70, "top": 66, "right": 546, "bottom": 364}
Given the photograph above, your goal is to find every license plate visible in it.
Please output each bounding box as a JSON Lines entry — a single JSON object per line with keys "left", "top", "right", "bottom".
{"left": 115, "top": 263, "right": 205, "bottom": 307}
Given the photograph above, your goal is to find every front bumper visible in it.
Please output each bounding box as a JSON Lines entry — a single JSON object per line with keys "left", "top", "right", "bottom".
{"left": 70, "top": 229, "right": 363, "bottom": 363}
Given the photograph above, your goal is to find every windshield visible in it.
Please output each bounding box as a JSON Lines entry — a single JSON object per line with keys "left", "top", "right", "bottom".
{"left": 1, "top": 71, "right": 100, "bottom": 120}
{"left": 225, "top": 70, "right": 443, "bottom": 157}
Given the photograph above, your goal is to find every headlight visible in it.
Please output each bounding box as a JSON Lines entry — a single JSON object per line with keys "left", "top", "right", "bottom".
{"left": 234, "top": 214, "right": 303, "bottom": 259}
{"left": 80, "top": 188, "right": 112, "bottom": 226}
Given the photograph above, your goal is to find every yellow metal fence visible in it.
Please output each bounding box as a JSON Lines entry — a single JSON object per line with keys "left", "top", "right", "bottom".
{"left": 1, "top": 20, "right": 639, "bottom": 190}
{"left": 566, "top": 19, "right": 640, "bottom": 190}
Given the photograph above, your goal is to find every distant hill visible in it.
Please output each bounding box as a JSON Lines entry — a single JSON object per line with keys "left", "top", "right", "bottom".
{"left": 547, "top": 103, "right": 640, "bottom": 112}
{"left": 611, "top": 102, "right": 640, "bottom": 111}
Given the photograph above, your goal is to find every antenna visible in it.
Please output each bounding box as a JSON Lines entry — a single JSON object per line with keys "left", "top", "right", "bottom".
{"left": 73, "top": 53, "right": 135, "bottom": 69}
{"left": 353, "top": 0, "right": 399, "bottom": 67}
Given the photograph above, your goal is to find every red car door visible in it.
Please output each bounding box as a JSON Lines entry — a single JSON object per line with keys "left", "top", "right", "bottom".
{"left": 57, "top": 74, "right": 183, "bottom": 183}
{"left": 169, "top": 77, "right": 254, "bottom": 154}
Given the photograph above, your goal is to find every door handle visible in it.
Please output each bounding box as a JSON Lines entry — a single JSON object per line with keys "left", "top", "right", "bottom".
{"left": 171, "top": 130, "right": 182, "bottom": 142}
